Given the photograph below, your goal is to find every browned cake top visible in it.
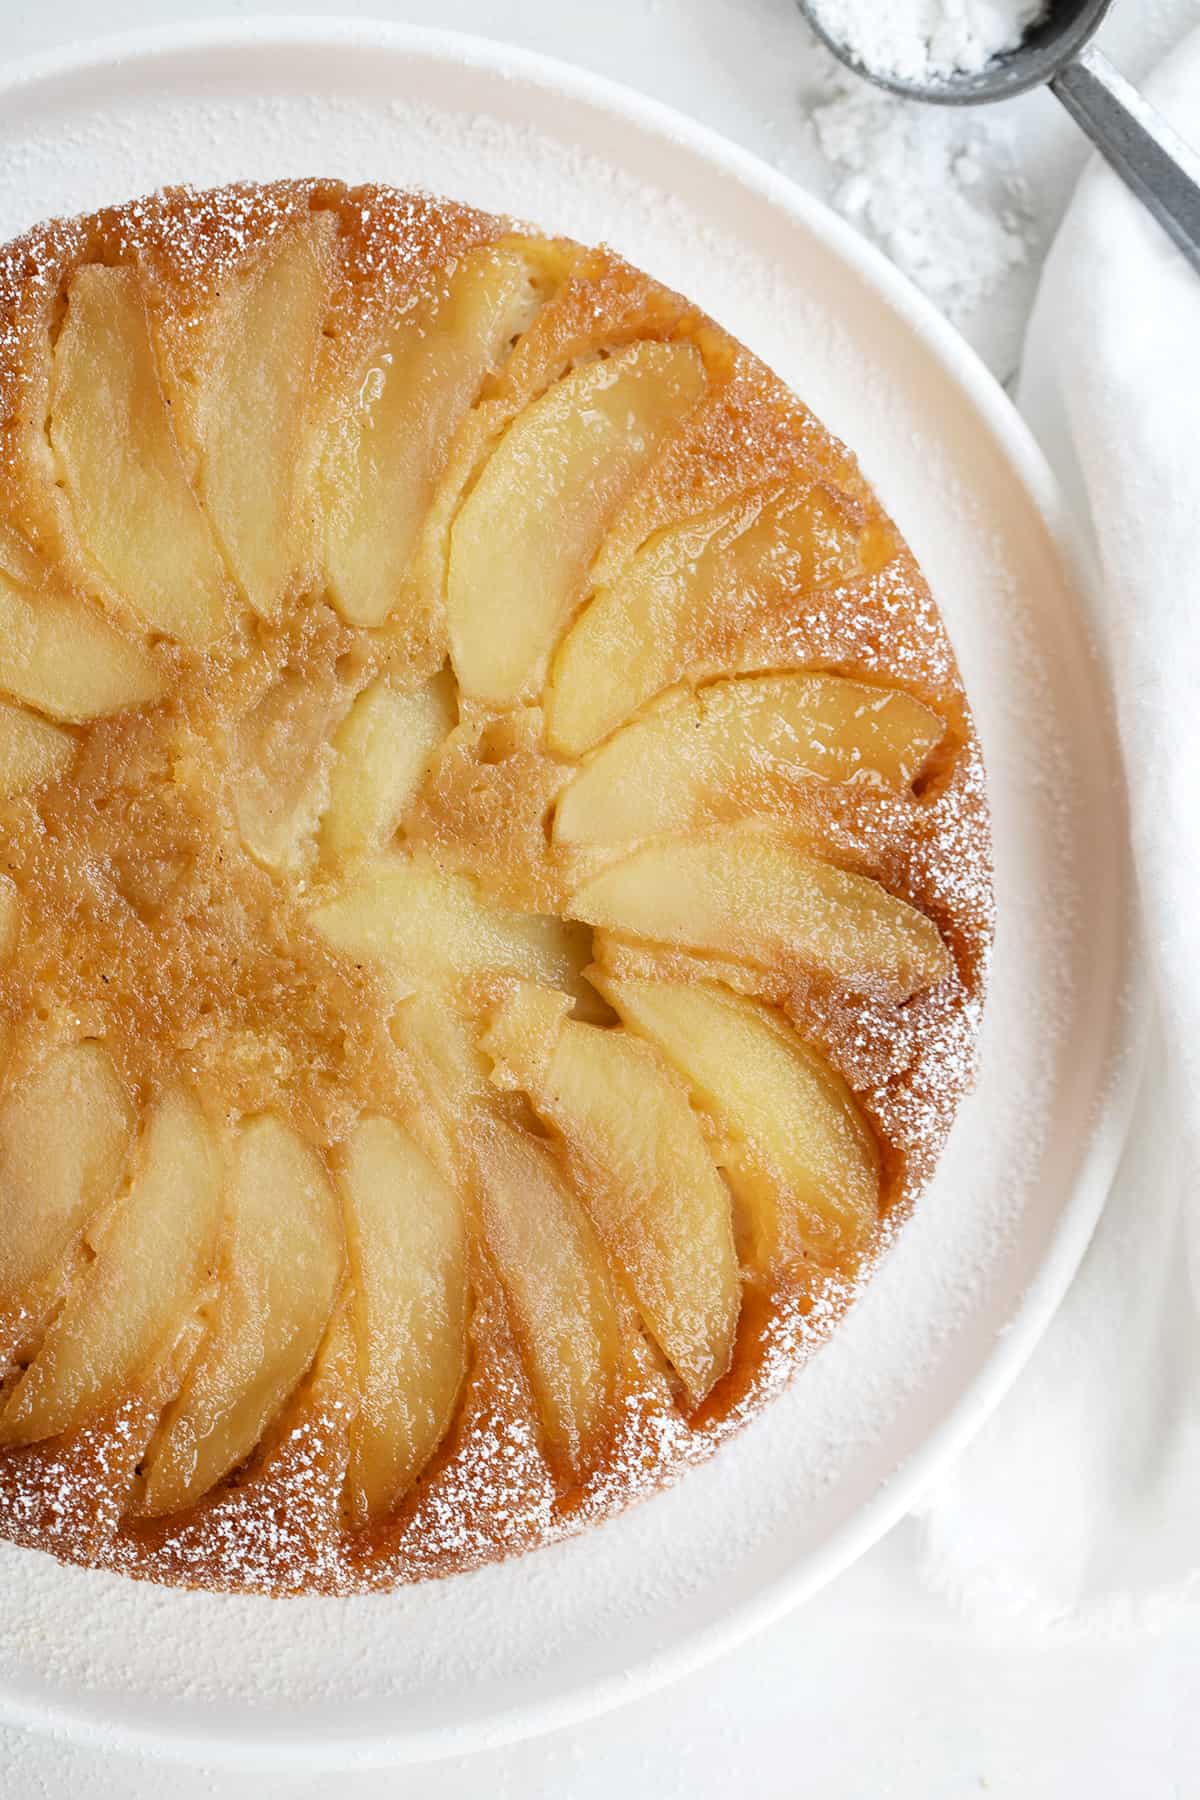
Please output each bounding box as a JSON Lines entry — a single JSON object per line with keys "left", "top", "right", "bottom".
{"left": 0, "top": 180, "right": 991, "bottom": 1594}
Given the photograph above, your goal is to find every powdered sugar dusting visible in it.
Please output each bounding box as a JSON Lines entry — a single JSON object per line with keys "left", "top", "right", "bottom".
{"left": 0, "top": 163, "right": 1001, "bottom": 1598}
{"left": 810, "top": 59, "right": 1036, "bottom": 329}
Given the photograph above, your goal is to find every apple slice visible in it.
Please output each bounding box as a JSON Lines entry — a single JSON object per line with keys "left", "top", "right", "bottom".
{"left": 0, "top": 1042, "right": 134, "bottom": 1320}
{"left": 483, "top": 983, "right": 738, "bottom": 1403}
{"left": 0, "top": 1090, "right": 223, "bottom": 1446}
{"left": 0, "top": 699, "right": 74, "bottom": 797}
{"left": 391, "top": 990, "right": 491, "bottom": 1121}
{"left": 338, "top": 1115, "right": 468, "bottom": 1519}
{"left": 473, "top": 1118, "right": 620, "bottom": 1477}
{"left": 569, "top": 828, "right": 950, "bottom": 1000}
{"left": 320, "top": 246, "right": 543, "bottom": 628}
{"left": 141, "top": 1113, "right": 344, "bottom": 1515}
{"left": 49, "top": 265, "right": 230, "bottom": 647}
{"left": 186, "top": 219, "right": 333, "bottom": 618}
{"left": 546, "top": 483, "right": 894, "bottom": 756}
{"left": 310, "top": 850, "right": 592, "bottom": 1000}
{"left": 0, "top": 565, "right": 163, "bottom": 722}
{"left": 0, "top": 876, "right": 17, "bottom": 962}
{"left": 319, "top": 671, "right": 456, "bottom": 867}
{"left": 597, "top": 976, "right": 880, "bottom": 1268}
{"left": 554, "top": 673, "right": 945, "bottom": 846}
{"left": 386, "top": 998, "right": 621, "bottom": 1478}
{"left": 231, "top": 654, "right": 357, "bottom": 875}
{"left": 447, "top": 340, "right": 704, "bottom": 706}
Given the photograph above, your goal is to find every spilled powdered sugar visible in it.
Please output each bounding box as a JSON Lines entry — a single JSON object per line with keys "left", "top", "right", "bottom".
{"left": 799, "top": 1, "right": 1049, "bottom": 346}
{"left": 807, "top": 53, "right": 1037, "bottom": 331}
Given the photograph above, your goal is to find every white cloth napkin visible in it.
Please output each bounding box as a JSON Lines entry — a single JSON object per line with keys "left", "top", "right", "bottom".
{"left": 912, "top": 25, "right": 1200, "bottom": 1631}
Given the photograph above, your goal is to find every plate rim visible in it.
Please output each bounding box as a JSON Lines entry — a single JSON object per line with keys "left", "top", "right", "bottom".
{"left": 0, "top": 13, "right": 1147, "bottom": 1767}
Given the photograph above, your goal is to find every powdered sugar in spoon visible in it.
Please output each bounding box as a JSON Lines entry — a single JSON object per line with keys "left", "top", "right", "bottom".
{"left": 799, "top": 0, "right": 1200, "bottom": 274}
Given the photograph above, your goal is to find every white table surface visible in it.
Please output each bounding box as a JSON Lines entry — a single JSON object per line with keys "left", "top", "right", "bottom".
{"left": 2, "top": 1, "right": 1198, "bottom": 1794}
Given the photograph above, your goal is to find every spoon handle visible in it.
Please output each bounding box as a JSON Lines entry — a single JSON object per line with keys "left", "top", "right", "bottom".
{"left": 1051, "top": 44, "right": 1200, "bottom": 276}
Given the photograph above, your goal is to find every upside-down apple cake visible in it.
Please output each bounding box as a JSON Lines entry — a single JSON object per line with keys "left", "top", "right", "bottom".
{"left": 0, "top": 181, "right": 991, "bottom": 1593}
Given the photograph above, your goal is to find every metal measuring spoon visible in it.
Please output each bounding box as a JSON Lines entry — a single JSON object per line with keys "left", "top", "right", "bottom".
{"left": 798, "top": 0, "right": 1200, "bottom": 274}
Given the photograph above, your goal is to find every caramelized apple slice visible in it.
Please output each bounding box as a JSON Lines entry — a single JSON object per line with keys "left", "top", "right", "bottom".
{"left": 310, "top": 850, "right": 592, "bottom": 1000}
{"left": 388, "top": 999, "right": 620, "bottom": 1475}
{"left": 141, "top": 1114, "right": 343, "bottom": 1515}
{"left": 546, "top": 484, "right": 894, "bottom": 756}
{"left": 0, "top": 876, "right": 17, "bottom": 962}
{"left": 187, "top": 220, "right": 333, "bottom": 618}
{"left": 554, "top": 674, "right": 945, "bottom": 845}
{"left": 321, "top": 247, "right": 542, "bottom": 627}
{"left": 0, "top": 566, "right": 163, "bottom": 721}
{"left": 231, "top": 654, "right": 357, "bottom": 875}
{"left": 49, "top": 265, "right": 229, "bottom": 646}
{"left": 448, "top": 341, "right": 704, "bottom": 706}
{"left": 319, "top": 671, "right": 456, "bottom": 867}
{"left": 392, "top": 990, "right": 491, "bottom": 1121}
{"left": 598, "top": 977, "right": 880, "bottom": 1268}
{"left": 570, "top": 828, "right": 950, "bottom": 999}
{"left": 0, "top": 1043, "right": 134, "bottom": 1323}
{"left": 474, "top": 1119, "right": 620, "bottom": 1477}
{"left": 483, "top": 983, "right": 738, "bottom": 1403}
{"left": 0, "top": 1091, "right": 223, "bottom": 1446}
{"left": 0, "top": 699, "right": 74, "bottom": 796}
{"left": 338, "top": 1116, "right": 468, "bottom": 1519}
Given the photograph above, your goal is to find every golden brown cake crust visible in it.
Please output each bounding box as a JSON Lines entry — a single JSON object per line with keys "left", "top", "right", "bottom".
{"left": 0, "top": 181, "right": 992, "bottom": 1594}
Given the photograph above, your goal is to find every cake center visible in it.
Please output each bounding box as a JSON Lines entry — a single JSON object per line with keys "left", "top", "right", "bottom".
{"left": 0, "top": 628, "right": 403, "bottom": 1141}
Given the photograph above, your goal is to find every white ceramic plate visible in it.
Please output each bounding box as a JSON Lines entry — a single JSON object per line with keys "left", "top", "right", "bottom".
{"left": 0, "top": 18, "right": 1142, "bottom": 1768}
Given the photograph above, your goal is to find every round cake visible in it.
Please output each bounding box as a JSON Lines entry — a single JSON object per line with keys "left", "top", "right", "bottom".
{"left": 0, "top": 181, "right": 991, "bottom": 1593}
